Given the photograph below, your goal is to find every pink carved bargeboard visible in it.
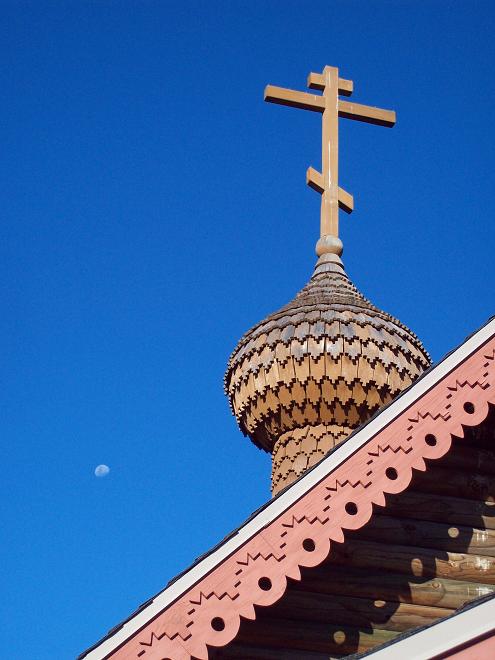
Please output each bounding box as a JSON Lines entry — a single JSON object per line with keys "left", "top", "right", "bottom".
{"left": 111, "top": 337, "right": 495, "bottom": 660}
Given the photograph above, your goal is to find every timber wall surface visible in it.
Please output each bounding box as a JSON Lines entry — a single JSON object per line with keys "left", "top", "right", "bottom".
{"left": 210, "top": 407, "right": 495, "bottom": 659}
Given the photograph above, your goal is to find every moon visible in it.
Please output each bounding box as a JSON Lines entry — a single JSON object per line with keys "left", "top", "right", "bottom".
{"left": 94, "top": 464, "right": 110, "bottom": 477}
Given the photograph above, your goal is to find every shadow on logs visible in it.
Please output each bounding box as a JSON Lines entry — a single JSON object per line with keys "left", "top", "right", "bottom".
{"left": 209, "top": 406, "right": 495, "bottom": 659}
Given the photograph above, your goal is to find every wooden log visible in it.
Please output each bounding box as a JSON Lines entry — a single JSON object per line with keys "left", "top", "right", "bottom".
{"left": 327, "top": 539, "right": 495, "bottom": 584}
{"left": 265, "top": 588, "right": 452, "bottom": 632}
{"left": 293, "top": 564, "right": 495, "bottom": 610}
{"left": 435, "top": 444, "right": 495, "bottom": 476}
{"left": 357, "top": 513, "right": 495, "bottom": 557}
{"left": 234, "top": 616, "right": 399, "bottom": 656}
{"left": 382, "top": 490, "right": 495, "bottom": 530}
{"left": 408, "top": 465, "right": 495, "bottom": 502}
{"left": 461, "top": 415, "right": 495, "bottom": 450}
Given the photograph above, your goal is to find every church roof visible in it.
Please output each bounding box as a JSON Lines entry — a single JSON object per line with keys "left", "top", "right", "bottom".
{"left": 80, "top": 314, "right": 495, "bottom": 660}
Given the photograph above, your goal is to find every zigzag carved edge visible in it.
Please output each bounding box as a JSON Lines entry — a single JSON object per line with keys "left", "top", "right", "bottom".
{"left": 111, "top": 337, "right": 495, "bottom": 660}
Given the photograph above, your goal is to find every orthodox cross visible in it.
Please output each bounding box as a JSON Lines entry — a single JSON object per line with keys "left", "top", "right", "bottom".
{"left": 265, "top": 65, "right": 395, "bottom": 254}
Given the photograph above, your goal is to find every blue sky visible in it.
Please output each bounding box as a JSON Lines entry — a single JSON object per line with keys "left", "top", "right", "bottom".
{"left": 2, "top": 2, "right": 495, "bottom": 658}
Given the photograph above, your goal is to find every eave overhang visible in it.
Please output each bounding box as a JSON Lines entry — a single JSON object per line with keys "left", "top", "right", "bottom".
{"left": 81, "top": 316, "right": 495, "bottom": 660}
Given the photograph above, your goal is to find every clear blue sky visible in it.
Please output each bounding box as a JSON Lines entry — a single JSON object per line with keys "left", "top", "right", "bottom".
{"left": 2, "top": 2, "right": 494, "bottom": 658}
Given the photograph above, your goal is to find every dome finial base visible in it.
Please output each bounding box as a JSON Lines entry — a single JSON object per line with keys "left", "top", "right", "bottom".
{"left": 313, "top": 252, "right": 346, "bottom": 277}
{"left": 315, "top": 234, "right": 343, "bottom": 257}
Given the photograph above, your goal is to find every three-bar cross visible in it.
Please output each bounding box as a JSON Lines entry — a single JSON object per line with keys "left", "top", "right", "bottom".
{"left": 265, "top": 65, "right": 395, "bottom": 254}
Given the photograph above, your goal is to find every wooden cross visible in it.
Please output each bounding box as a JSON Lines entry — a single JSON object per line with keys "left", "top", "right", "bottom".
{"left": 265, "top": 65, "right": 396, "bottom": 249}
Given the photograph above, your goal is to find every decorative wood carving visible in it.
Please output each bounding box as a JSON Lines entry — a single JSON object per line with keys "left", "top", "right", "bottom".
{"left": 110, "top": 336, "right": 495, "bottom": 660}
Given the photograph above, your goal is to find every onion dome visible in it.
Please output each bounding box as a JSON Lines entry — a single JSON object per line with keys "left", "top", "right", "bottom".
{"left": 225, "top": 65, "right": 431, "bottom": 495}
{"left": 224, "top": 252, "right": 430, "bottom": 495}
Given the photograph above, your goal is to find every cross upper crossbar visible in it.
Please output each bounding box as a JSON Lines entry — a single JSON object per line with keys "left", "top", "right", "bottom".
{"left": 264, "top": 65, "right": 396, "bottom": 253}
{"left": 264, "top": 85, "right": 395, "bottom": 126}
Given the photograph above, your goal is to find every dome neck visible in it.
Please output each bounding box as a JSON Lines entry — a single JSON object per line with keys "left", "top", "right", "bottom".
{"left": 311, "top": 252, "right": 347, "bottom": 279}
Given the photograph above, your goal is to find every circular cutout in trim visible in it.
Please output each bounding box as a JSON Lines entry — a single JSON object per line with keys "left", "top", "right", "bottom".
{"left": 425, "top": 434, "right": 437, "bottom": 447}
{"left": 258, "top": 576, "right": 272, "bottom": 591}
{"left": 385, "top": 467, "right": 398, "bottom": 480}
{"left": 302, "top": 538, "right": 316, "bottom": 552}
{"left": 463, "top": 401, "right": 475, "bottom": 414}
{"left": 211, "top": 617, "right": 225, "bottom": 632}
{"left": 345, "top": 501, "right": 358, "bottom": 515}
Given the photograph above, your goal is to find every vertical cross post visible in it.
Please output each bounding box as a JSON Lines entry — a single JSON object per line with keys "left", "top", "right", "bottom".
{"left": 321, "top": 65, "right": 339, "bottom": 241}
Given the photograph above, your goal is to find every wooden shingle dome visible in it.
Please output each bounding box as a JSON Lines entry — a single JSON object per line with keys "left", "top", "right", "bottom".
{"left": 225, "top": 253, "right": 430, "bottom": 494}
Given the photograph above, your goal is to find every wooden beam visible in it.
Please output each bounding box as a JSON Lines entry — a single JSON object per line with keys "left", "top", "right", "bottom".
{"left": 320, "top": 66, "right": 339, "bottom": 237}
{"left": 339, "top": 99, "right": 396, "bottom": 127}
{"left": 399, "top": 464, "right": 495, "bottom": 503}
{"left": 295, "top": 565, "right": 495, "bottom": 610}
{"left": 264, "top": 85, "right": 325, "bottom": 113}
{"left": 306, "top": 166, "right": 324, "bottom": 193}
{"left": 306, "top": 167, "right": 354, "bottom": 213}
{"left": 306, "top": 167, "right": 325, "bottom": 193}
{"left": 383, "top": 490, "right": 495, "bottom": 530}
{"left": 437, "top": 444, "right": 495, "bottom": 476}
{"left": 269, "top": 589, "right": 452, "bottom": 633}
{"left": 356, "top": 513, "right": 495, "bottom": 557}
{"left": 307, "top": 72, "right": 353, "bottom": 96}
{"left": 329, "top": 539, "right": 495, "bottom": 584}
{"left": 338, "top": 187, "right": 354, "bottom": 214}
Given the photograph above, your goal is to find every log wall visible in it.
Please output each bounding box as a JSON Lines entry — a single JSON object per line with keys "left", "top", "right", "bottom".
{"left": 210, "top": 409, "right": 495, "bottom": 659}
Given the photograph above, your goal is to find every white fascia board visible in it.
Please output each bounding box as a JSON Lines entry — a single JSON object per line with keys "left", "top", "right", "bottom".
{"left": 365, "top": 596, "right": 495, "bottom": 659}
{"left": 84, "top": 318, "right": 495, "bottom": 660}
